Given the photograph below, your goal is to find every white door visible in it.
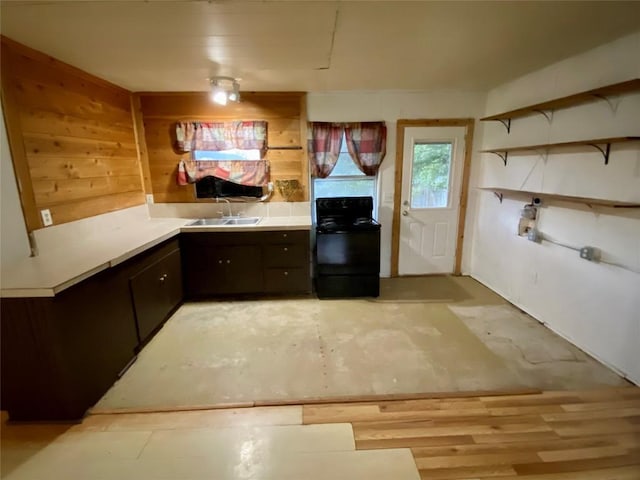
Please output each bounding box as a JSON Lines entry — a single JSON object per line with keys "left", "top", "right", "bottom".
{"left": 398, "top": 126, "right": 465, "bottom": 275}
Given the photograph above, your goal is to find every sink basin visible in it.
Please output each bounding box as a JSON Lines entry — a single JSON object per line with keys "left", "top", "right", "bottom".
{"left": 188, "top": 218, "right": 229, "bottom": 226}
{"left": 188, "top": 217, "right": 261, "bottom": 226}
{"left": 223, "top": 217, "right": 262, "bottom": 225}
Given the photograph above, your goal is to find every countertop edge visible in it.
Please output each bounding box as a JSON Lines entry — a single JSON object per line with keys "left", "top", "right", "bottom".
{"left": 109, "top": 229, "right": 182, "bottom": 267}
{"left": 0, "top": 288, "right": 57, "bottom": 298}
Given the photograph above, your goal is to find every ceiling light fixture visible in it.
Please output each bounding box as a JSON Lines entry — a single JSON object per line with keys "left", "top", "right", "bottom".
{"left": 209, "top": 76, "right": 241, "bottom": 105}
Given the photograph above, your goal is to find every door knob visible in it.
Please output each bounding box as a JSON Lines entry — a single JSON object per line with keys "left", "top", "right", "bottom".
{"left": 402, "top": 210, "right": 408, "bottom": 216}
{"left": 403, "top": 200, "right": 409, "bottom": 206}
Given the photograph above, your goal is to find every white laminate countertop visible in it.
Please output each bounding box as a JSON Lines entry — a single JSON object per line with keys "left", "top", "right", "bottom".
{"left": 1, "top": 216, "right": 312, "bottom": 298}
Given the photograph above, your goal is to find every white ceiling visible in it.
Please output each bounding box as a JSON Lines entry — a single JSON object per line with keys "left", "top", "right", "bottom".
{"left": 2, "top": 1, "right": 639, "bottom": 93}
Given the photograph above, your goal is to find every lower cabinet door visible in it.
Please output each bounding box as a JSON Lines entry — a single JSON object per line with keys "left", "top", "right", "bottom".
{"left": 264, "top": 267, "right": 310, "bottom": 293}
{"left": 182, "top": 243, "right": 263, "bottom": 296}
{"left": 130, "top": 248, "right": 183, "bottom": 343}
{"left": 220, "top": 245, "right": 264, "bottom": 294}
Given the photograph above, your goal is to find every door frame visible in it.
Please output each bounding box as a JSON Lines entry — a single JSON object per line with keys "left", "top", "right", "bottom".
{"left": 391, "top": 118, "right": 475, "bottom": 277}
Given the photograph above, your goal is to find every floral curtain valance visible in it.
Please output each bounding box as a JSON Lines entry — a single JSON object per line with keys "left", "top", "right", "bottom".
{"left": 175, "top": 121, "right": 268, "bottom": 154}
{"left": 307, "top": 121, "right": 386, "bottom": 178}
{"left": 177, "top": 159, "right": 269, "bottom": 187}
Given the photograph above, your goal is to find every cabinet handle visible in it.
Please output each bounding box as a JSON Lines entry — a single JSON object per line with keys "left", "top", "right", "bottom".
{"left": 284, "top": 271, "right": 289, "bottom": 276}
{"left": 226, "top": 259, "right": 231, "bottom": 264}
{"left": 283, "top": 247, "right": 288, "bottom": 252}
{"left": 159, "top": 274, "right": 167, "bottom": 282}
{"left": 283, "top": 233, "right": 288, "bottom": 238}
{"left": 218, "top": 260, "right": 223, "bottom": 264}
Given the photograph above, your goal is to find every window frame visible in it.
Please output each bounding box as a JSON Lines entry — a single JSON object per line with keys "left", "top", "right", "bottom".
{"left": 312, "top": 133, "right": 379, "bottom": 218}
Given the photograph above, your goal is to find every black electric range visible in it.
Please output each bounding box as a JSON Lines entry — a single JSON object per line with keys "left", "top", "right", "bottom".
{"left": 314, "top": 196, "right": 381, "bottom": 298}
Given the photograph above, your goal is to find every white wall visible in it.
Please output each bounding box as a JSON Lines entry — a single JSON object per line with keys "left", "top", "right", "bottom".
{"left": 307, "top": 90, "right": 488, "bottom": 276}
{"left": 470, "top": 32, "right": 640, "bottom": 384}
{"left": 0, "top": 102, "right": 31, "bottom": 272}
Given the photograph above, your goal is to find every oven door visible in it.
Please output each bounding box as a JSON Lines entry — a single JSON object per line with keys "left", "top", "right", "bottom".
{"left": 316, "top": 230, "right": 380, "bottom": 275}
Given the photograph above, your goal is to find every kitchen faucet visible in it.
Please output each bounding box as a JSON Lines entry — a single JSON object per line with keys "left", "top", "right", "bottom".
{"left": 216, "top": 197, "right": 235, "bottom": 218}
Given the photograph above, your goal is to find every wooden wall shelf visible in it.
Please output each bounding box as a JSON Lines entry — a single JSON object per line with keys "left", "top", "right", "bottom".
{"left": 481, "top": 136, "right": 640, "bottom": 165}
{"left": 480, "top": 79, "right": 640, "bottom": 133}
{"left": 479, "top": 187, "right": 640, "bottom": 209}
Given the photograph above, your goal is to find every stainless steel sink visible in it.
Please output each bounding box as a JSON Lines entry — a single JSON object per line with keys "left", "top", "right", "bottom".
{"left": 188, "top": 217, "right": 261, "bottom": 226}
{"left": 188, "top": 218, "right": 228, "bottom": 226}
{"left": 223, "top": 217, "right": 262, "bottom": 225}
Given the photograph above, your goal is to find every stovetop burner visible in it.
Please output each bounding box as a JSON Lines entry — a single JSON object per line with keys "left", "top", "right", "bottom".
{"left": 316, "top": 216, "right": 380, "bottom": 233}
{"left": 315, "top": 196, "right": 379, "bottom": 233}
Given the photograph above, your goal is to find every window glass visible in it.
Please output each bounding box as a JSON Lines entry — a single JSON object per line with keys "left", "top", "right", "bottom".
{"left": 193, "top": 149, "right": 260, "bottom": 161}
{"left": 410, "top": 142, "right": 452, "bottom": 208}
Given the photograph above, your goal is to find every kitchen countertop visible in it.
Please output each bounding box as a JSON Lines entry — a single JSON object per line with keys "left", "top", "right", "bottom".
{"left": 1, "top": 216, "right": 312, "bottom": 298}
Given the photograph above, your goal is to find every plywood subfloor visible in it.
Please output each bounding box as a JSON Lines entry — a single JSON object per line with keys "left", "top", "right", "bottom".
{"left": 93, "top": 276, "right": 627, "bottom": 413}
{"left": 93, "top": 300, "right": 522, "bottom": 412}
{"left": 376, "top": 275, "right": 506, "bottom": 305}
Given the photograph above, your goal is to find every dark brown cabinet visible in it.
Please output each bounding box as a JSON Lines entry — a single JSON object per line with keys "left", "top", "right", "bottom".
{"left": 181, "top": 230, "right": 310, "bottom": 298}
{"left": 181, "top": 232, "right": 264, "bottom": 296}
{"left": 263, "top": 231, "right": 311, "bottom": 294}
{"left": 0, "top": 237, "right": 183, "bottom": 421}
{"left": 0, "top": 229, "right": 311, "bottom": 421}
{"left": 130, "top": 246, "right": 183, "bottom": 344}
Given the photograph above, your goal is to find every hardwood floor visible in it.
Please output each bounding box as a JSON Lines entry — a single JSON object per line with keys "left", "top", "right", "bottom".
{"left": 303, "top": 387, "right": 640, "bottom": 479}
{"left": 2, "top": 387, "right": 639, "bottom": 479}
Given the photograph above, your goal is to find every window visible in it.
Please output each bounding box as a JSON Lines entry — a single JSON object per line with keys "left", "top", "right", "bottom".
{"left": 193, "top": 149, "right": 261, "bottom": 161}
{"left": 313, "top": 134, "right": 377, "bottom": 205}
{"left": 191, "top": 149, "right": 265, "bottom": 198}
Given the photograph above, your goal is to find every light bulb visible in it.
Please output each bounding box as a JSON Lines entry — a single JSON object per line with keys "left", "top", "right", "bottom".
{"left": 212, "top": 89, "right": 228, "bottom": 105}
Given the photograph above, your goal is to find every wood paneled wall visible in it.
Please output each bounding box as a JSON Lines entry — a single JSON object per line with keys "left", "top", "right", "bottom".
{"left": 135, "top": 92, "right": 308, "bottom": 203}
{"left": 1, "top": 37, "right": 144, "bottom": 231}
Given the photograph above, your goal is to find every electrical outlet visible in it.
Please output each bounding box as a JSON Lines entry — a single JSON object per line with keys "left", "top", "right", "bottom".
{"left": 40, "top": 209, "right": 53, "bottom": 226}
{"left": 146, "top": 194, "right": 154, "bottom": 204}
{"left": 580, "top": 246, "right": 600, "bottom": 262}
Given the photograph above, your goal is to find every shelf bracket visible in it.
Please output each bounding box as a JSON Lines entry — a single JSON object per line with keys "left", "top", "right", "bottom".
{"left": 487, "top": 151, "right": 509, "bottom": 166}
{"left": 493, "top": 192, "right": 504, "bottom": 203}
{"left": 496, "top": 118, "right": 511, "bottom": 133}
{"left": 587, "top": 142, "right": 612, "bottom": 165}
{"left": 532, "top": 109, "right": 553, "bottom": 124}
{"left": 591, "top": 93, "right": 621, "bottom": 114}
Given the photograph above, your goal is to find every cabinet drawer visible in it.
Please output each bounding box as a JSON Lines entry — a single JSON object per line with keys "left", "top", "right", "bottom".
{"left": 130, "top": 248, "right": 183, "bottom": 343}
{"left": 264, "top": 267, "right": 310, "bottom": 293}
{"left": 262, "top": 230, "right": 309, "bottom": 245}
{"left": 264, "top": 244, "right": 308, "bottom": 267}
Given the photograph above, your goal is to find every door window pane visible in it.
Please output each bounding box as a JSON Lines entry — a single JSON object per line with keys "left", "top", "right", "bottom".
{"left": 410, "top": 142, "right": 452, "bottom": 208}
